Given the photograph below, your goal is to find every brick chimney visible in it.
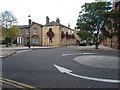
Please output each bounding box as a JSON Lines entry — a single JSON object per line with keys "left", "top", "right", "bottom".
{"left": 56, "top": 18, "right": 60, "bottom": 23}
{"left": 46, "top": 16, "right": 49, "bottom": 24}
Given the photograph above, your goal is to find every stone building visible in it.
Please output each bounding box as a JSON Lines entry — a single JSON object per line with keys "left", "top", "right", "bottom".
{"left": 17, "top": 16, "right": 79, "bottom": 47}
{"left": 17, "top": 22, "right": 43, "bottom": 46}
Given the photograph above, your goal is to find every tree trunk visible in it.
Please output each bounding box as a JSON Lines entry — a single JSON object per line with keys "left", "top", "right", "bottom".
{"left": 95, "top": 32, "right": 99, "bottom": 49}
{"left": 6, "top": 42, "right": 9, "bottom": 47}
{"left": 110, "top": 38, "right": 113, "bottom": 48}
{"left": 118, "top": 11, "right": 120, "bottom": 50}
{"left": 95, "top": 41, "right": 99, "bottom": 49}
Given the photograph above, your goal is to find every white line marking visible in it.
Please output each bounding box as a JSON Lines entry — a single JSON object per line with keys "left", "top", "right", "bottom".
{"left": 83, "top": 53, "right": 98, "bottom": 55}
{"left": 54, "top": 64, "right": 120, "bottom": 84}
{"left": 66, "top": 72, "right": 120, "bottom": 84}
{"left": 62, "top": 53, "right": 80, "bottom": 56}
{"left": 16, "top": 49, "right": 31, "bottom": 54}
{"left": 62, "top": 53, "right": 98, "bottom": 56}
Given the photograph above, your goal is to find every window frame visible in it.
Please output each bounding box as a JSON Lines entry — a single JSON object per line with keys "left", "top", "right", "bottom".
{"left": 19, "top": 30, "right": 22, "bottom": 35}
{"left": 26, "top": 29, "right": 29, "bottom": 35}
{"left": 32, "top": 36, "right": 39, "bottom": 44}
{"left": 33, "top": 28, "right": 37, "bottom": 35}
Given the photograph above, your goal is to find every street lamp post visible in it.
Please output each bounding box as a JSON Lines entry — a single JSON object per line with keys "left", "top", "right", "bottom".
{"left": 28, "top": 15, "right": 31, "bottom": 49}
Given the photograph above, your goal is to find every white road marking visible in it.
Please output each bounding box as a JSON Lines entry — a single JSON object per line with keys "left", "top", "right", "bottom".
{"left": 62, "top": 53, "right": 98, "bottom": 56}
{"left": 83, "top": 53, "right": 98, "bottom": 55}
{"left": 54, "top": 64, "right": 72, "bottom": 73}
{"left": 16, "top": 49, "right": 31, "bottom": 54}
{"left": 54, "top": 64, "right": 120, "bottom": 84}
{"left": 62, "top": 53, "right": 80, "bottom": 56}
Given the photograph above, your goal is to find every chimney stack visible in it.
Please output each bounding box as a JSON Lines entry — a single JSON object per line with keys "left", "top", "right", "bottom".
{"left": 46, "top": 16, "right": 49, "bottom": 24}
{"left": 68, "top": 23, "right": 70, "bottom": 28}
{"left": 56, "top": 18, "right": 60, "bottom": 23}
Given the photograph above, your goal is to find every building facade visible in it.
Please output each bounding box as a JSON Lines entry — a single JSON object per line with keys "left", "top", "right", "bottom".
{"left": 17, "top": 16, "right": 79, "bottom": 47}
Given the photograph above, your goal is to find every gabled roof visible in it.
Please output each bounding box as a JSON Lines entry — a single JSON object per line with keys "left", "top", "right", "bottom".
{"left": 45, "top": 21, "right": 71, "bottom": 29}
{"left": 32, "top": 22, "right": 43, "bottom": 27}
{"left": 18, "top": 22, "right": 43, "bottom": 29}
{"left": 18, "top": 21, "right": 73, "bottom": 30}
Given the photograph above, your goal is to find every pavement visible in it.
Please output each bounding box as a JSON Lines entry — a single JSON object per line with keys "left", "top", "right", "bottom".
{"left": 0, "top": 44, "right": 119, "bottom": 58}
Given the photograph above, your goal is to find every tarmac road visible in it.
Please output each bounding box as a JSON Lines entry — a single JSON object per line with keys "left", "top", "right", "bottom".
{"left": 2, "top": 46, "right": 119, "bottom": 88}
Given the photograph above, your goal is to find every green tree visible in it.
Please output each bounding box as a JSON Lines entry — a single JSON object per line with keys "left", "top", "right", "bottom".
{"left": 0, "top": 11, "right": 17, "bottom": 28}
{"left": 77, "top": 31, "right": 92, "bottom": 40}
{"left": 76, "top": 2, "right": 113, "bottom": 49}
{"left": 0, "top": 11, "right": 20, "bottom": 46}
{"left": 99, "top": 3, "right": 120, "bottom": 49}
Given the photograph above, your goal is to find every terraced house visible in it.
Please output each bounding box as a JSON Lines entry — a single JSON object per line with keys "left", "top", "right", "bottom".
{"left": 17, "top": 16, "right": 79, "bottom": 47}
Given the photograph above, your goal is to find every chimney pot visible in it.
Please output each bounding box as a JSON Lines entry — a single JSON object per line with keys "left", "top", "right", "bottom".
{"left": 56, "top": 18, "right": 60, "bottom": 23}
{"left": 46, "top": 16, "right": 49, "bottom": 24}
{"left": 68, "top": 23, "right": 70, "bottom": 28}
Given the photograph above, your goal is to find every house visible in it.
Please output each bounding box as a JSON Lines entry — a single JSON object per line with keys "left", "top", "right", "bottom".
{"left": 17, "top": 16, "right": 79, "bottom": 47}
{"left": 17, "top": 22, "right": 43, "bottom": 46}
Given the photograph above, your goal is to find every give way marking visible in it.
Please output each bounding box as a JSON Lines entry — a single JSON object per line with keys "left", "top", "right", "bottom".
{"left": 54, "top": 64, "right": 120, "bottom": 84}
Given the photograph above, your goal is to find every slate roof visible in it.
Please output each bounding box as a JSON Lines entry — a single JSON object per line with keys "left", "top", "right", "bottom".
{"left": 45, "top": 21, "right": 71, "bottom": 29}
{"left": 18, "top": 25, "right": 29, "bottom": 29}
{"left": 32, "top": 22, "right": 43, "bottom": 27}
{"left": 18, "top": 22, "right": 43, "bottom": 29}
{"left": 18, "top": 21, "right": 72, "bottom": 30}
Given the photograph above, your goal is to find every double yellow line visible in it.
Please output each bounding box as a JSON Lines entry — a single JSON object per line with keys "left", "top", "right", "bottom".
{"left": 0, "top": 78, "right": 36, "bottom": 88}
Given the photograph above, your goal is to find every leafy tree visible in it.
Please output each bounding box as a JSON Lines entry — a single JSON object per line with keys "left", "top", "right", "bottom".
{"left": 0, "top": 11, "right": 20, "bottom": 46}
{"left": 100, "top": 4, "right": 120, "bottom": 49}
{"left": 77, "top": 30, "right": 93, "bottom": 41}
{"left": 0, "top": 11, "right": 17, "bottom": 28}
{"left": 76, "top": 2, "right": 113, "bottom": 49}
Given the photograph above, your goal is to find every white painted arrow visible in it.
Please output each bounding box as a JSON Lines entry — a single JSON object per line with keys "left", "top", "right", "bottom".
{"left": 54, "top": 64, "right": 72, "bottom": 73}
{"left": 54, "top": 64, "right": 120, "bottom": 84}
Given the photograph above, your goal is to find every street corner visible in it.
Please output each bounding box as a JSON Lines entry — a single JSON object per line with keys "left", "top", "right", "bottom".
{"left": 0, "top": 50, "right": 16, "bottom": 58}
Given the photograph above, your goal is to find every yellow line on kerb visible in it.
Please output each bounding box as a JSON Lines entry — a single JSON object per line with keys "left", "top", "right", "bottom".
{"left": 0, "top": 78, "right": 36, "bottom": 88}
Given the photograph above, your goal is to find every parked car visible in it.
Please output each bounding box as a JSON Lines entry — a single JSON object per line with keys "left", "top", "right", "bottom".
{"left": 79, "top": 40, "right": 87, "bottom": 46}
{"left": 89, "top": 41, "right": 94, "bottom": 46}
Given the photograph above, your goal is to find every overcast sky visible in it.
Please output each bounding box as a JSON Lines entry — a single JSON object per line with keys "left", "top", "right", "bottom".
{"left": 0, "top": 0, "right": 116, "bottom": 29}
